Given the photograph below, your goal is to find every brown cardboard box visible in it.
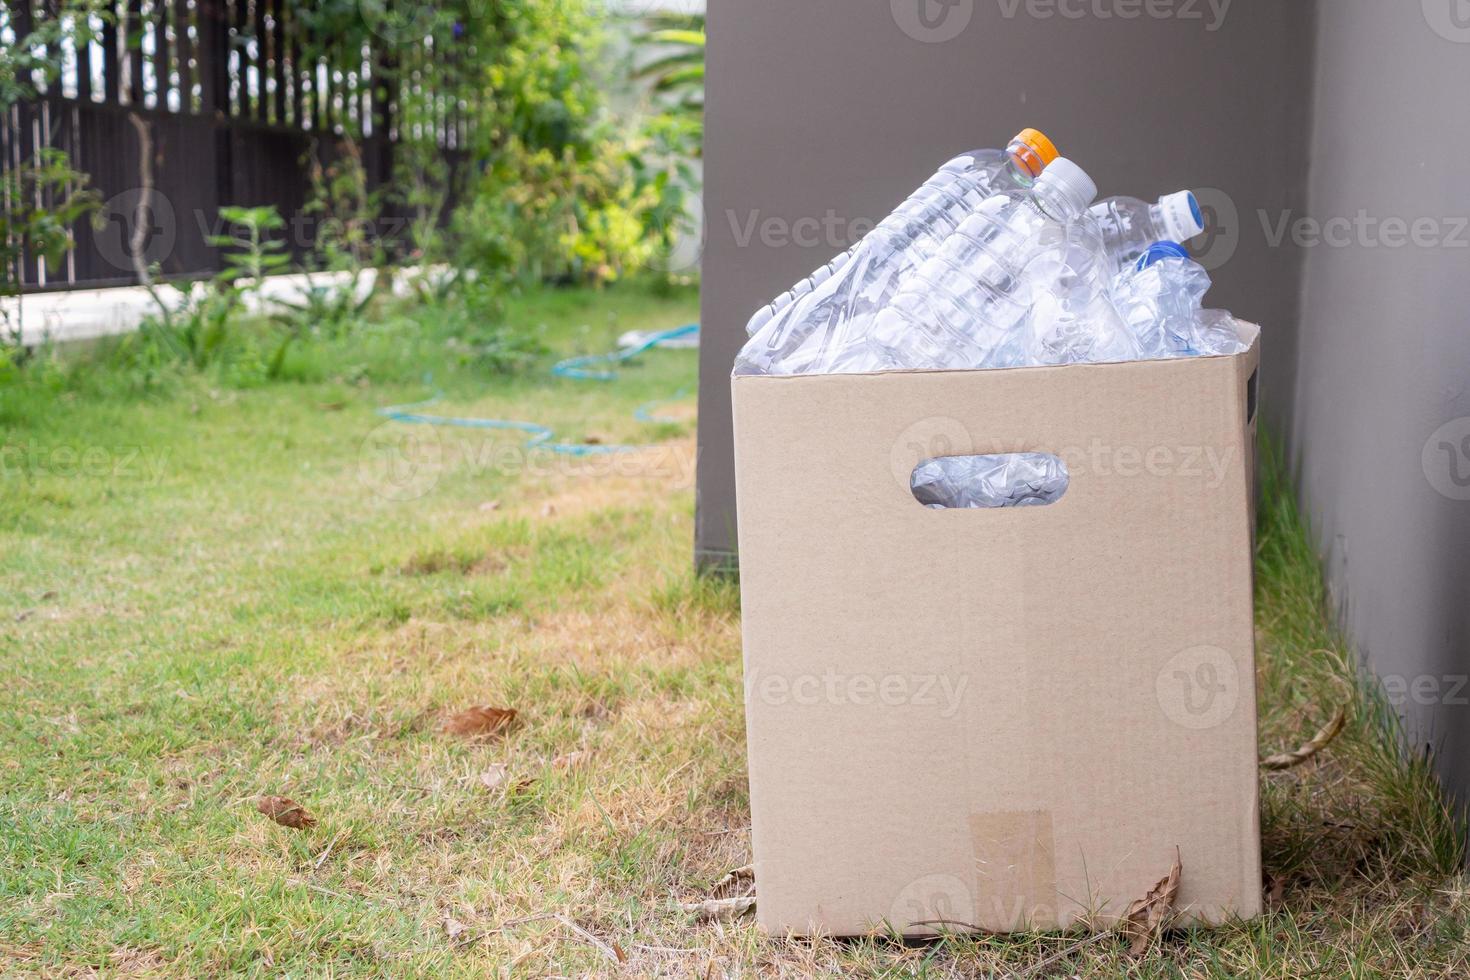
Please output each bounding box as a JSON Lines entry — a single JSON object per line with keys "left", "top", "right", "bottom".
{"left": 730, "top": 327, "right": 1262, "bottom": 936}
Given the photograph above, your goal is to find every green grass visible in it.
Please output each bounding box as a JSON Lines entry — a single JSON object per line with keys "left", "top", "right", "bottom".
{"left": 1, "top": 282, "right": 1466, "bottom": 976}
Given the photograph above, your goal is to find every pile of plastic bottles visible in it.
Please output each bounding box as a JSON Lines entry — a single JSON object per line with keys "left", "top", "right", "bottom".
{"left": 734, "top": 128, "right": 1247, "bottom": 379}
{"left": 734, "top": 128, "right": 1251, "bottom": 510}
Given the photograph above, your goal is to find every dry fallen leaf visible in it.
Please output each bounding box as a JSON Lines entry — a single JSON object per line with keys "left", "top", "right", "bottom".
{"left": 719, "top": 863, "right": 754, "bottom": 883}
{"left": 1264, "top": 872, "right": 1286, "bottom": 908}
{"left": 551, "top": 914, "right": 624, "bottom": 964}
{"left": 257, "top": 795, "right": 317, "bottom": 829}
{"left": 1119, "top": 851, "right": 1181, "bottom": 957}
{"left": 680, "top": 896, "right": 756, "bottom": 922}
{"left": 540, "top": 503, "right": 556, "bottom": 517}
{"left": 443, "top": 916, "right": 468, "bottom": 941}
{"left": 552, "top": 750, "right": 590, "bottom": 770}
{"left": 108, "top": 947, "right": 166, "bottom": 973}
{"left": 478, "top": 500, "right": 501, "bottom": 513}
{"left": 443, "top": 706, "right": 517, "bottom": 738}
{"left": 1261, "top": 707, "right": 1348, "bottom": 771}
{"left": 711, "top": 864, "right": 756, "bottom": 899}
{"left": 479, "top": 764, "right": 510, "bottom": 791}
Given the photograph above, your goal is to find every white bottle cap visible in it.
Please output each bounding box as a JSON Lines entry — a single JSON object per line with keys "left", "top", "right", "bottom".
{"left": 1158, "top": 190, "right": 1206, "bottom": 242}
{"left": 1034, "top": 158, "right": 1098, "bottom": 216}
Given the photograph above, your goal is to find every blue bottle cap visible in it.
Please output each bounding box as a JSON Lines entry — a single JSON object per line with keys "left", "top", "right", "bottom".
{"left": 1136, "top": 240, "right": 1191, "bottom": 271}
{"left": 1187, "top": 192, "right": 1204, "bottom": 229}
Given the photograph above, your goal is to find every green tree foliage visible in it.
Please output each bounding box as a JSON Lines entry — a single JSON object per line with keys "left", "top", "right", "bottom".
{"left": 284, "top": 0, "right": 701, "bottom": 286}
{"left": 451, "top": 0, "right": 700, "bottom": 285}
{"left": 634, "top": 11, "right": 705, "bottom": 140}
{"left": 0, "top": 1, "right": 101, "bottom": 110}
{"left": 0, "top": 150, "right": 100, "bottom": 377}
{"left": 1, "top": 3, "right": 103, "bottom": 372}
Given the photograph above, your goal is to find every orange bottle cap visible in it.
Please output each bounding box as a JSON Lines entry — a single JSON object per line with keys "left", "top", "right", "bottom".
{"left": 1009, "top": 128, "right": 1060, "bottom": 179}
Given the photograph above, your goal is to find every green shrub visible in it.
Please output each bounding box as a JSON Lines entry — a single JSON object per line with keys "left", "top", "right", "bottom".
{"left": 1, "top": 149, "right": 100, "bottom": 371}
{"left": 124, "top": 206, "right": 290, "bottom": 378}
{"left": 633, "top": 11, "right": 706, "bottom": 141}
{"left": 429, "top": 277, "right": 548, "bottom": 375}
{"left": 452, "top": 0, "right": 698, "bottom": 286}
{"left": 453, "top": 130, "right": 688, "bottom": 286}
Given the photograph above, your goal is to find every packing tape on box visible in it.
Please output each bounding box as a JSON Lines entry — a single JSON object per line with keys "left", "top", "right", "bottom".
{"left": 969, "top": 810, "right": 1059, "bottom": 931}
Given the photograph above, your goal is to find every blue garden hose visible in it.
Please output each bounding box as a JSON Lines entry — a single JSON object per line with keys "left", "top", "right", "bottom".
{"left": 376, "top": 323, "right": 698, "bottom": 456}
{"left": 549, "top": 322, "right": 698, "bottom": 380}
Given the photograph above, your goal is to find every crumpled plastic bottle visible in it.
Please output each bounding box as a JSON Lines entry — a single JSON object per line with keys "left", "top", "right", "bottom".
{"left": 1191, "top": 308, "right": 1249, "bottom": 356}
{"left": 1021, "top": 214, "right": 1141, "bottom": 366}
{"left": 1110, "top": 241, "right": 1246, "bottom": 358}
{"left": 910, "top": 453, "right": 1069, "bottom": 509}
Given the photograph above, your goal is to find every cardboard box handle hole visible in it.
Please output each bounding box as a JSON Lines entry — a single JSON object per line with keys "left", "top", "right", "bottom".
{"left": 910, "top": 453, "right": 1070, "bottom": 510}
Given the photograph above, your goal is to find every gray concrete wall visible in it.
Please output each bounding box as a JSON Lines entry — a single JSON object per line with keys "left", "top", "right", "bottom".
{"left": 696, "top": 0, "right": 1316, "bottom": 567}
{"left": 1294, "top": 1, "right": 1470, "bottom": 799}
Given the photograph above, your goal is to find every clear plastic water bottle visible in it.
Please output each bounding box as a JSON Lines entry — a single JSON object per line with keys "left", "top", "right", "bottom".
{"left": 734, "top": 131, "right": 1060, "bottom": 375}
{"left": 743, "top": 129, "right": 1058, "bottom": 340}
{"left": 1090, "top": 191, "right": 1206, "bottom": 276}
{"left": 743, "top": 254, "right": 851, "bottom": 339}
{"left": 1109, "top": 240, "right": 1212, "bottom": 358}
{"left": 1023, "top": 212, "right": 1141, "bottom": 366}
{"left": 852, "top": 157, "right": 1101, "bottom": 373}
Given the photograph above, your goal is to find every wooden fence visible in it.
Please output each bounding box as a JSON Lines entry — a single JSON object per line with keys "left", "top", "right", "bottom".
{"left": 1, "top": 0, "right": 470, "bottom": 291}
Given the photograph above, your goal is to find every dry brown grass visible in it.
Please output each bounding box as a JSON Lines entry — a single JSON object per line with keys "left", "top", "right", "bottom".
{"left": 203, "top": 440, "right": 1465, "bottom": 977}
